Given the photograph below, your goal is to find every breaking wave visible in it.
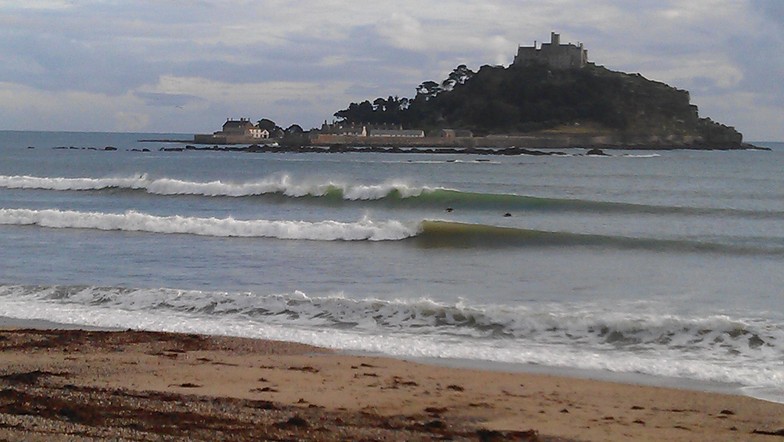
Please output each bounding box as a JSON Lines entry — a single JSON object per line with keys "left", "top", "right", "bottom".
{"left": 0, "top": 284, "right": 781, "bottom": 390}
{"left": 0, "top": 208, "right": 417, "bottom": 241}
{"left": 1, "top": 208, "right": 780, "bottom": 255}
{"left": 2, "top": 174, "right": 780, "bottom": 218}
{"left": 0, "top": 174, "right": 434, "bottom": 200}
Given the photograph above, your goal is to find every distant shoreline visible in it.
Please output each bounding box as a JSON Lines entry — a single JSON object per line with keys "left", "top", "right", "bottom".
{"left": 144, "top": 142, "right": 768, "bottom": 155}
{"left": 138, "top": 137, "right": 771, "bottom": 155}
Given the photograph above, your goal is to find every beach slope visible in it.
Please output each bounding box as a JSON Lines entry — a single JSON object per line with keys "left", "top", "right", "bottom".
{"left": 1, "top": 328, "right": 782, "bottom": 441}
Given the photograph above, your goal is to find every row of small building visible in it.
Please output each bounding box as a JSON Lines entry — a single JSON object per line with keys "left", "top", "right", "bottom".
{"left": 321, "top": 122, "right": 425, "bottom": 138}
{"left": 195, "top": 118, "right": 473, "bottom": 145}
{"left": 195, "top": 33, "right": 587, "bottom": 145}
{"left": 318, "top": 122, "right": 471, "bottom": 139}
{"left": 194, "top": 118, "right": 278, "bottom": 144}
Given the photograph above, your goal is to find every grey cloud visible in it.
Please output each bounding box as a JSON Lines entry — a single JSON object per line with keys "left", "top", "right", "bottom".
{"left": 757, "top": 0, "right": 784, "bottom": 26}
{"left": 273, "top": 98, "right": 313, "bottom": 108}
{"left": 719, "top": 7, "right": 784, "bottom": 100}
{"left": 134, "top": 92, "right": 203, "bottom": 107}
{"left": 0, "top": 21, "right": 160, "bottom": 94}
{"left": 1, "top": 1, "right": 783, "bottom": 139}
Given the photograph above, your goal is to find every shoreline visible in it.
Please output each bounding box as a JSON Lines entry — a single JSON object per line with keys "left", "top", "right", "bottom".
{"left": 1, "top": 324, "right": 782, "bottom": 440}
{"left": 137, "top": 136, "right": 767, "bottom": 153}
{"left": 148, "top": 142, "right": 768, "bottom": 155}
{"left": 396, "top": 354, "right": 749, "bottom": 397}
{"left": 2, "top": 316, "right": 780, "bottom": 404}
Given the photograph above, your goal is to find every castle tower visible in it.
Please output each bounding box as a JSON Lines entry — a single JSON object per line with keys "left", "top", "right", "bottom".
{"left": 513, "top": 32, "right": 588, "bottom": 69}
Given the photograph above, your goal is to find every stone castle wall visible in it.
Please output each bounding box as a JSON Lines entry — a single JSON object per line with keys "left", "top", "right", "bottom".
{"left": 514, "top": 32, "right": 587, "bottom": 69}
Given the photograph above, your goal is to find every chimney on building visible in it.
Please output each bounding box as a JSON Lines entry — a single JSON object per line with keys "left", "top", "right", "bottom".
{"left": 551, "top": 32, "right": 560, "bottom": 45}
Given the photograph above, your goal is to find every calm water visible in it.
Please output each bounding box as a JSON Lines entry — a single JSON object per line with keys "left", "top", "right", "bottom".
{"left": 1, "top": 131, "right": 782, "bottom": 400}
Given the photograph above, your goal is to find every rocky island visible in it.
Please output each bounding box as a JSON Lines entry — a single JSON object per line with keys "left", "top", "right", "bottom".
{"left": 323, "top": 32, "right": 750, "bottom": 150}
{"left": 189, "top": 33, "right": 759, "bottom": 152}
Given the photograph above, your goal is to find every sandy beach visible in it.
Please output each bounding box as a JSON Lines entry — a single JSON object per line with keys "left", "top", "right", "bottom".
{"left": 0, "top": 328, "right": 781, "bottom": 441}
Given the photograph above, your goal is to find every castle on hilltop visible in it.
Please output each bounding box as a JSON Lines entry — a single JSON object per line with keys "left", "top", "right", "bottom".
{"left": 513, "top": 32, "right": 588, "bottom": 69}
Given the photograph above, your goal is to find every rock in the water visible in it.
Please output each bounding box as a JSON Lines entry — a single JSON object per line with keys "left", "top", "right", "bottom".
{"left": 586, "top": 148, "right": 607, "bottom": 156}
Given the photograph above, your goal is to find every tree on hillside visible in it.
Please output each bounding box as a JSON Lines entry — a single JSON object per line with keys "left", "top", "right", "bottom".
{"left": 416, "top": 81, "right": 442, "bottom": 101}
{"left": 285, "top": 124, "right": 304, "bottom": 134}
{"left": 330, "top": 61, "right": 740, "bottom": 141}
{"left": 257, "top": 118, "right": 277, "bottom": 131}
{"left": 441, "top": 64, "right": 474, "bottom": 91}
{"left": 334, "top": 100, "right": 374, "bottom": 123}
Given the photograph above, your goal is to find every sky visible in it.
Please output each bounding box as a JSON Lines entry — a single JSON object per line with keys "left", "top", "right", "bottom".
{"left": 1, "top": 1, "right": 783, "bottom": 141}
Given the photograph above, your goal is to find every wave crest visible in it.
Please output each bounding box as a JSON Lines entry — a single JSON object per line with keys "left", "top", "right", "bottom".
{"left": 0, "top": 174, "right": 436, "bottom": 200}
{"left": 0, "top": 208, "right": 417, "bottom": 241}
{"left": 3, "top": 174, "right": 781, "bottom": 220}
{"left": 1, "top": 209, "right": 780, "bottom": 255}
{"left": 1, "top": 284, "right": 782, "bottom": 390}
{"left": 1, "top": 284, "right": 780, "bottom": 355}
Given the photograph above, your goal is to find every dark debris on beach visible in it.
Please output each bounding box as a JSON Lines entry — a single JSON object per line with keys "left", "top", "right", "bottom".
{"left": 0, "top": 372, "right": 555, "bottom": 441}
{"left": 0, "top": 329, "right": 570, "bottom": 442}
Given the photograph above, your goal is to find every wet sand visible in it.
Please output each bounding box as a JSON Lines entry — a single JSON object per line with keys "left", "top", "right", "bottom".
{"left": 1, "top": 328, "right": 782, "bottom": 441}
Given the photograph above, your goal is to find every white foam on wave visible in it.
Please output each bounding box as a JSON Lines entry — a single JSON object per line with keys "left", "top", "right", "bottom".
{"left": 623, "top": 153, "right": 661, "bottom": 158}
{"left": 0, "top": 175, "right": 146, "bottom": 191}
{"left": 399, "top": 159, "right": 502, "bottom": 164}
{"left": 1, "top": 284, "right": 782, "bottom": 392}
{"left": 0, "top": 173, "right": 439, "bottom": 200}
{"left": 0, "top": 208, "right": 418, "bottom": 241}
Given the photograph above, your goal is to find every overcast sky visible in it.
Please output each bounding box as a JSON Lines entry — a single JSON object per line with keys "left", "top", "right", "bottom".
{"left": 1, "top": 1, "right": 782, "bottom": 140}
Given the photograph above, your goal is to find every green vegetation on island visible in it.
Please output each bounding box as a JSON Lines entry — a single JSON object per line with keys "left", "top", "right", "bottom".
{"left": 331, "top": 32, "right": 746, "bottom": 148}
{"left": 189, "top": 34, "right": 753, "bottom": 150}
{"left": 334, "top": 62, "right": 743, "bottom": 146}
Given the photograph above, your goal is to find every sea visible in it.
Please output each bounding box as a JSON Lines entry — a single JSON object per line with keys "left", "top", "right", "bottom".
{"left": 1, "top": 130, "right": 782, "bottom": 402}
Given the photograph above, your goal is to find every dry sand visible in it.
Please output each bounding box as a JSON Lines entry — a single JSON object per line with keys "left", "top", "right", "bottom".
{"left": 0, "top": 328, "right": 782, "bottom": 441}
